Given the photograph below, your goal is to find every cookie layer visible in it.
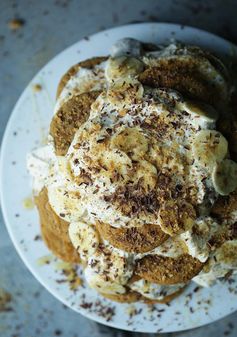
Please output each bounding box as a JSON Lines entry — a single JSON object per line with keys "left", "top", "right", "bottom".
{"left": 135, "top": 254, "right": 203, "bottom": 285}
{"left": 35, "top": 187, "right": 80, "bottom": 263}
{"left": 96, "top": 221, "right": 169, "bottom": 253}
{"left": 50, "top": 91, "right": 100, "bottom": 155}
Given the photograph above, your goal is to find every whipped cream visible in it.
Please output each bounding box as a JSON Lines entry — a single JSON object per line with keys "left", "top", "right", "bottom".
{"left": 110, "top": 38, "right": 144, "bottom": 57}
{"left": 136, "top": 236, "right": 186, "bottom": 260}
{"left": 180, "top": 217, "right": 220, "bottom": 263}
{"left": 193, "top": 240, "right": 237, "bottom": 286}
{"left": 27, "top": 142, "right": 55, "bottom": 194}
{"left": 130, "top": 279, "right": 185, "bottom": 300}
{"left": 84, "top": 245, "right": 134, "bottom": 295}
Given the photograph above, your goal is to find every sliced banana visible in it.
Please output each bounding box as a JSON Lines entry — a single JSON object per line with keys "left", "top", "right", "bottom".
{"left": 87, "top": 247, "right": 133, "bottom": 284}
{"left": 105, "top": 56, "right": 144, "bottom": 82}
{"left": 215, "top": 240, "right": 237, "bottom": 267}
{"left": 111, "top": 127, "right": 148, "bottom": 157}
{"left": 84, "top": 267, "right": 126, "bottom": 295}
{"left": 47, "top": 156, "right": 78, "bottom": 191}
{"left": 158, "top": 200, "right": 196, "bottom": 236}
{"left": 192, "top": 129, "right": 228, "bottom": 169}
{"left": 178, "top": 100, "right": 219, "bottom": 125}
{"left": 212, "top": 159, "right": 237, "bottom": 195}
{"left": 96, "top": 148, "right": 132, "bottom": 180}
{"left": 47, "top": 185, "right": 85, "bottom": 222}
{"left": 131, "top": 159, "right": 157, "bottom": 191}
{"left": 107, "top": 78, "right": 144, "bottom": 107}
{"left": 68, "top": 222, "right": 99, "bottom": 259}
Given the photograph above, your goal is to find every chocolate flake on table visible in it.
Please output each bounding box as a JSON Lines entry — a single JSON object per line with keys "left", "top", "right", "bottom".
{"left": 32, "top": 83, "right": 42, "bottom": 92}
{"left": 34, "top": 234, "right": 42, "bottom": 241}
{"left": 56, "top": 263, "right": 82, "bottom": 291}
{"left": 80, "top": 298, "right": 116, "bottom": 322}
{"left": 193, "top": 286, "right": 201, "bottom": 293}
{"left": 126, "top": 305, "right": 143, "bottom": 318}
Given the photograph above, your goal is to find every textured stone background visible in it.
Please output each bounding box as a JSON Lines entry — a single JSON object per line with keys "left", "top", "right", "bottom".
{"left": 1, "top": 0, "right": 237, "bottom": 336}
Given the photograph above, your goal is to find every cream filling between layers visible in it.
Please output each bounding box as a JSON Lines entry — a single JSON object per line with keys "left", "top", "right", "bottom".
{"left": 129, "top": 279, "right": 185, "bottom": 300}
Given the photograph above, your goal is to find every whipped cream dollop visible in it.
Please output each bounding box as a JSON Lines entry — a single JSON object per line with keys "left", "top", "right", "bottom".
{"left": 27, "top": 38, "right": 237, "bottom": 300}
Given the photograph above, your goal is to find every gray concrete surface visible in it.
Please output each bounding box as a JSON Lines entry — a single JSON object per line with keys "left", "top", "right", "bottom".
{"left": 1, "top": 0, "right": 237, "bottom": 336}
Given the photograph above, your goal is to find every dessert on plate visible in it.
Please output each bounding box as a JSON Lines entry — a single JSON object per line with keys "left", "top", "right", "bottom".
{"left": 27, "top": 37, "right": 237, "bottom": 303}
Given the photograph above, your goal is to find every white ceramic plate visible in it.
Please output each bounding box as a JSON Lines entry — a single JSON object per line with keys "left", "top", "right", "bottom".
{"left": 1, "top": 23, "right": 237, "bottom": 333}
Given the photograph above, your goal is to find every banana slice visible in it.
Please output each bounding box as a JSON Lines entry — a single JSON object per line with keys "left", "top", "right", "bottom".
{"left": 212, "top": 159, "right": 237, "bottom": 195}
{"left": 84, "top": 267, "right": 126, "bottom": 295}
{"left": 192, "top": 130, "right": 228, "bottom": 169}
{"left": 47, "top": 185, "right": 85, "bottom": 222}
{"left": 68, "top": 222, "right": 99, "bottom": 259}
{"left": 132, "top": 159, "right": 157, "bottom": 191}
{"left": 89, "top": 248, "right": 133, "bottom": 283}
{"left": 158, "top": 200, "right": 196, "bottom": 235}
{"left": 99, "top": 148, "right": 132, "bottom": 172}
{"left": 111, "top": 127, "right": 148, "bottom": 157}
{"left": 105, "top": 56, "right": 144, "bottom": 82}
{"left": 107, "top": 78, "right": 144, "bottom": 107}
{"left": 215, "top": 240, "right": 237, "bottom": 267}
{"left": 178, "top": 100, "right": 219, "bottom": 125}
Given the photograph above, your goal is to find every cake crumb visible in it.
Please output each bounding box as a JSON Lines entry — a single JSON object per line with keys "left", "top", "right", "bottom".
{"left": 0, "top": 288, "right": 12, "bottom": 312}
{"left": 8, "top": 18, "right": 25, "bottom": 30}
{"left": 32, "top": 83, "right": 43, "bottom": 92}
{"left": 126, "top": 305, "right": 138, "bottom": 318}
